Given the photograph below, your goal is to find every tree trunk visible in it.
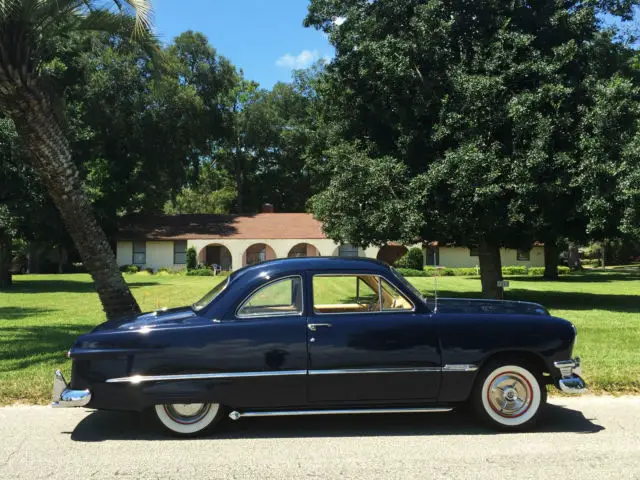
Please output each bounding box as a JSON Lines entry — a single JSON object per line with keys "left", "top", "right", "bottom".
{"left": 5, "top": 93, "right": 140, "bottom": 319}
{"left": 478, "top": 240, "right": 503, "bottom": 299}
{"left": 234, "top": 163, "right": 244, "bottom": 213}
{"left": 0, "top": 235, "right": 12, "bottom": 289}
{"left": 543, "top": 240, "right": 559, "bottom": 280}
{"left": 567, "top": 243, "right": 580, "bottom": 270}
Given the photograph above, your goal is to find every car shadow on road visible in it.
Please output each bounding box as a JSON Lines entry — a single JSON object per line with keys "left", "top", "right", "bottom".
{"left": 69, "top": 404, "right": 604, "bottom": 442}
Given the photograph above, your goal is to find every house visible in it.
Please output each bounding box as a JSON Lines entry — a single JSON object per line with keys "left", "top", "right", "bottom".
{"left": 425, "top": 242, "right": 544, "bottom": 269}
{"left": 115, "top": 208, "right": 544, "bottom": 271}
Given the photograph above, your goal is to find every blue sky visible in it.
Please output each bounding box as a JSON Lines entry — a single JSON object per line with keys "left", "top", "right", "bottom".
{"left": 153, "top": 0, "right": 333, "bottom": 89}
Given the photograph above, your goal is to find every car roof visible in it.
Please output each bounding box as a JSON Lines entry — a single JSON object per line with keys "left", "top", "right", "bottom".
{"left": 229, "top": 256, "right": 393, "bottom": 281}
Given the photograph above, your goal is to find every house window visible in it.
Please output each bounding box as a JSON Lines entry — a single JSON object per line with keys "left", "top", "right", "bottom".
{"left": 517, "top": 249, "right": 531, "bottom": 261}
{"left": 174, "top": 240, "right": 187, "bottom": 264}
{"left": 469, "top": 246, "right": 479, "bottom": 257}
{"left": 338, "top": 243, "right": 359, "bottom": 257}
{"left": 132, "top": 240, "right": 146, "bottom": 265}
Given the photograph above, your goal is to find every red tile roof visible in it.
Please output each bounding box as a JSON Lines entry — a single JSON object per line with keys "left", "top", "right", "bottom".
{"left": 117, "top": 213, "right": 328, "bottom": 240}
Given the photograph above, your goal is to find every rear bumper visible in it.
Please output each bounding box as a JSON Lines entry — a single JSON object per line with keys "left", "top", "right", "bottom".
{"left": 51, "top": 369, "right": 92, "bottom": 408}
{"left": 554, "top": 358, "right": 587, "bottom": 394}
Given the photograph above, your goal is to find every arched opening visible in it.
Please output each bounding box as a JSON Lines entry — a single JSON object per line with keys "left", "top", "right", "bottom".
{"left": 198, "top": 244, "right": 233, "bottom": 271}
{"left": 376, "top": 244, "right": 408, "bottom": 266}
{"left": 243, "top": 243, "right": 277, "bottom": 266}
{"left": 288, "top": 243, "right": 321, "bottom": 258}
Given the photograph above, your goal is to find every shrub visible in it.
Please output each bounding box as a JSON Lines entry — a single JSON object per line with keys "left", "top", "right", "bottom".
{"left": 558, "top": 266, "right": 570, "bottom": 275}
{"left": 395, "top": 247, "right": 424, "bottom": 270}
{"left": 186, "top": 247, "right": 197, "bottom": 271}
{"left": 582, "top": 259, "right": 600, "bottom": 267}
{"left": 527, "top": 267, "right": 544, "bottom": 276}
{"left": 395, "top": 268, "right": 428, "bottom": 277}
{"left": 502, "top": 266, "right": 528, "bottom": 276}
{"left": 120, "top": 265, "right": 139, "bottom": 274}
{"left": 186, "top": 268, "right": 215, "bottom": 276}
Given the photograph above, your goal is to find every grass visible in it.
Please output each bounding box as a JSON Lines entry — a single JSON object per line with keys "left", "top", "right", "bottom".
{"left": 0, "top": 268, "right": 638, "bottom": 404}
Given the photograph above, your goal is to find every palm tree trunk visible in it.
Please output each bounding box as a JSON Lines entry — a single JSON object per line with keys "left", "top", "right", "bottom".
{"left": 478, "top": 240, "right": 503, "bottom": 299}
{"left": 7, "top": 94, "right": 140, "bottom": 319}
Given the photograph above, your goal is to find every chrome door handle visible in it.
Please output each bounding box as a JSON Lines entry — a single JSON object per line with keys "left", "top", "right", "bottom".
{"left": 308, "top": 323, "right": 332, "bottom": 331}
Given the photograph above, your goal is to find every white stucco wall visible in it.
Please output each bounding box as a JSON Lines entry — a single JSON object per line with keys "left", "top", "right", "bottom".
{"left": 436, "top": 246, "right": 544, "bottom": 268}
{"left": 116, "top": 240, "right": 186, "bottom": 270}
{"left": 116, "top": 241, "right": 133, "bottom": 266}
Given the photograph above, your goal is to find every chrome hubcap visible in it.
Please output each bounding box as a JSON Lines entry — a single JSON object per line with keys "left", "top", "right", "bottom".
{"left": 164, "top": 403, "right": 211, "bottom": 424}
{"left": 487, "top": 372, "right": 532, "bottom": 418}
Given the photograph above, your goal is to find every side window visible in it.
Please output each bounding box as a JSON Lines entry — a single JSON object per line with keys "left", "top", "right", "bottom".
{"left": 313, "top": 275, "right": 381, "bottom": 314}
{"left": 380, "top": 278, "right": 414, "bottom": 311}
{"left": 237, "top": 277, "right": 303, "bottom": 318}
{"left": 132, "top": 240, "right": 146, "bottom": 265}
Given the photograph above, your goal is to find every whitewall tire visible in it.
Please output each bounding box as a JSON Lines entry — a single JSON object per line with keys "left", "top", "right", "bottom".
{"left": 154, "top": 402, "right": 222, "bottom": 436}
{"left": 472, "top": 363, "right": 545, "bottom": 430}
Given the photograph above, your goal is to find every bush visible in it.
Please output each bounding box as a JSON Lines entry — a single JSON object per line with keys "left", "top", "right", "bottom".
{"left": 120, "top": 265, "right": 139, "bottom": 274}
{"left": 395, "top": 268, "right": 429, "bottom": 277}
{"left": 558, "top": 266, "right": 570, "bottom": 275}
{"left": 186, "top": 268, "right": 215, "bottom": 276}
{"left": 582, "top": 259, "right": 600, "bottom": 267}
{"left": 395, "top": 247, "right": 424, "bottom": 270}
{"left": 502, "top": 266, "right": 528, "bottom": 276}
{"left": 186, "top": 247, "right": 197, "bottom": 271}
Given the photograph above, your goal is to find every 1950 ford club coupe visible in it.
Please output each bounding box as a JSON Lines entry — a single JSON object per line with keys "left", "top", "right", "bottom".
{"left": 52, "top": 257, "right": 586, "bottom": 436}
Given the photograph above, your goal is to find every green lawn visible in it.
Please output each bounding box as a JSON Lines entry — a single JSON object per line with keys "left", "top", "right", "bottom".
{"left": 0, "top": 269, "right": 638, "bottom": 404}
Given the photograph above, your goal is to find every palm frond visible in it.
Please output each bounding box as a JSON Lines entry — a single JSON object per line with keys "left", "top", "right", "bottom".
{"left": 112, "top": 0, "right": 153, "bottom": 38}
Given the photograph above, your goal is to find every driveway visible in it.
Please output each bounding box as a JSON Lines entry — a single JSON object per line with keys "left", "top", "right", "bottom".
{"left": 0, "top": 396, "right": 639, "bottom": 479}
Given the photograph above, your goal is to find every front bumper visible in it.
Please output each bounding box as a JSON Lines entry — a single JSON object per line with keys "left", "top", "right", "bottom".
{"left": 554, "top": 358, "right": 587, "bottom": 394}
{"left": 51, "top": 369, "right": 92, "bottom": 408}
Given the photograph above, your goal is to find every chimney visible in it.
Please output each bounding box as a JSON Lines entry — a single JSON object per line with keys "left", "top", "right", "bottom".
{"left": 262, "top": 203, "right": 274, "bottom": 213}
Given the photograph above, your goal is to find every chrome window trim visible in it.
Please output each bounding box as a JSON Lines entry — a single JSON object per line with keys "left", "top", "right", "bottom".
{"left": 235, "top": 275, "right": 304, "bottom": 319}
{"left": 442, "top": 364, "right": 479, "bottom": 372}
{"left": 309, "top": 367, "right": 441, "bottom": 375}
{"left": 106, "top": 370, "right": 307, "bottom": 384}
{"left": 311, "top": 273, "right": 416, "bottom": 316}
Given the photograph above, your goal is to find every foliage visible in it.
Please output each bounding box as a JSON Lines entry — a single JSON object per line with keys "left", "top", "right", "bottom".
{"left": 501, "top": 266, "right": 529, "bottom": 276}
{"left": 164, "top": 186, "right": 237, "bottom": 215}
{"left": 186, "top": 268, "right": 216, "bottom": 276}
{"left": 305, "top": 0, "right": 640, "bottom": 297}
{"left": 395, "top": 247, "right": 424, "bottom": 270}
{"left": 186, "top": 247, "right": 197, "bottom": 271}
{"left": 396, "top": 266, "right": 569, "bottom": 277}
{"left": 119, "top": 265, "right": 140, "bottom": 274}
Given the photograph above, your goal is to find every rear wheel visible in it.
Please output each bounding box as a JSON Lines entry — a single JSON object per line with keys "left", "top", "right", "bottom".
{"left": 154, "top": 402, "right": 222, "bottom": 436}
{"left": 472, "top": 362, "right": 546, "bottom": 430}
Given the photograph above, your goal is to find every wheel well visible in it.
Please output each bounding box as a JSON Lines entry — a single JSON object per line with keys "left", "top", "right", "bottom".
{"left": 479, "top": 351, "right": 549, "bottom": 379}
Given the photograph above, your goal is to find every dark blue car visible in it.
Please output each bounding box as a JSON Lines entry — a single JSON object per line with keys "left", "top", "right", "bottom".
{"left": 52, "top": 257, "right": 586, "bottom": 436}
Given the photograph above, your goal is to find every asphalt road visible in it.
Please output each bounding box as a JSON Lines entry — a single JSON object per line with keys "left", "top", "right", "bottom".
{"left": 0, "top": 396, "right": 639, "bottom": 480}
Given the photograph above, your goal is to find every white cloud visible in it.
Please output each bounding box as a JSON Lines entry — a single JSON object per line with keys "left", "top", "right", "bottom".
{"left": 333, "top": 16, "right": 347, "bottom": 26}
{"left": 275, "top": 49, "right": 320, "bottom": 69}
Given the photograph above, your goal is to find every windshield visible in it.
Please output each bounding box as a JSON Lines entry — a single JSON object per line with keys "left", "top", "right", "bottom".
{"left": 192, "top": 277, "right": 229, "bottom": 312}
{"left": 391, "top": 267, "right": 427, "bottom": 304}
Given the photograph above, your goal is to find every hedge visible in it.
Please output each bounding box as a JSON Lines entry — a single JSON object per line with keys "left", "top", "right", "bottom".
{"left": 395, "top": 265, "right": 571, "bottom": 277}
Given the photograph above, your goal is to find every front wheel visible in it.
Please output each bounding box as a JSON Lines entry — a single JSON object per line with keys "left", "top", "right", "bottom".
{"left": 471, "top": 363, "right": 546, "bottom": 430}
{"left": 154, "top": 402, "right": 222, "bottom": 436}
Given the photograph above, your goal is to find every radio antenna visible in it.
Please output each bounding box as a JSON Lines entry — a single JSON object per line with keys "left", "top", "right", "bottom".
{"left": 433, "top": 249, "right": 438, "bottom": 313}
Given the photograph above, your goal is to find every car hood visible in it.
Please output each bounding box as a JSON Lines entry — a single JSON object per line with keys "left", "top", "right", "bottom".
{"left": 92, "top": 306, "right": 208, "bottom": 332}
{"left": 432, "top": 298, "right": 549, "bottom": 316}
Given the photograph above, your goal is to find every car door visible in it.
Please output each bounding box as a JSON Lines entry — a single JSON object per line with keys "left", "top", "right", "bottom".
{"left": 210, "top": 274, "right": 309, "bottom": 408}
{"left": 306, "top": 272, "right": 441, "bottom": 404}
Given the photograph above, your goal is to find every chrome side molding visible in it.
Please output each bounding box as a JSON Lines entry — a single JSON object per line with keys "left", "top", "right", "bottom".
{"left": 106, "top": 370, "right": 307, "bottom": 384}
{"left": 228, "top": 406, "right": 453, "bottom": 421}
{"left": 442, "top": 364, "right": 479, "bottom": 372}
